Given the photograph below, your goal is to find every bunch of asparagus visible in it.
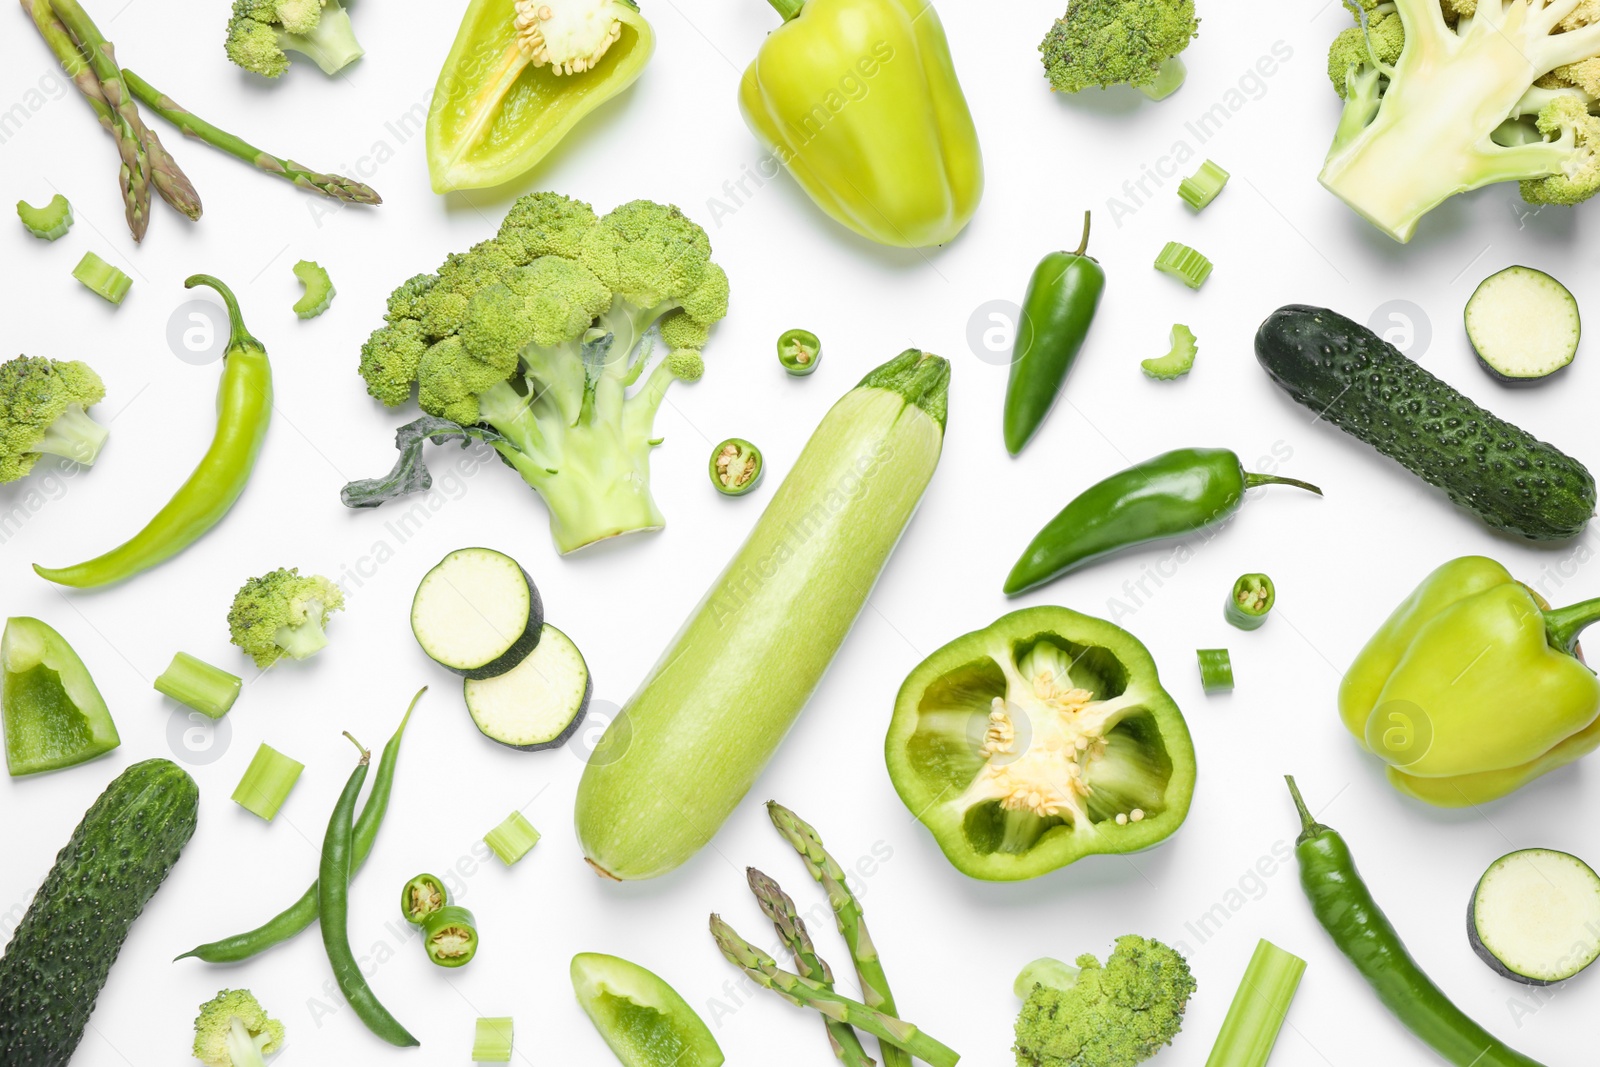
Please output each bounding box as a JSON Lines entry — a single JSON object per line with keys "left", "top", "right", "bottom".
{"left": 710, "top": 803, "right": 960, "bottom": 1067}
{"left": 21, "top": 0, "right": 379, "bottom": 243}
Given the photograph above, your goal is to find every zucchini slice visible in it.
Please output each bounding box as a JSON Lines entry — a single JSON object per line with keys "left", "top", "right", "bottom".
{"left": 411, "top": 548, "right": 543, "bottom": 679}
{"left": 1465, "top": 266, "right": 1579, "bottom": 383}
{"left": 1468, "top": 848, "right": 1600, "bottom": 984}
{"left": 463, "top": 624, "right": 590, "bottom": 750}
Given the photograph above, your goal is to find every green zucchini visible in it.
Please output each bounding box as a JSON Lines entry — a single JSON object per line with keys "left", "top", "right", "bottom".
{"left": 0, "top": 758, "right": 199, "bottom": 1064}
{"left": 1255, "top": 304, "right": 1595, "bottom": 541}
{"left": 575, "top": 350, "right": 949, "bottom": 880}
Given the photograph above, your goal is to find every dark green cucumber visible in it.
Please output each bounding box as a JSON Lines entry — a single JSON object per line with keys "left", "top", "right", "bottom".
{"left": 0, "top": 758, "right": 198, "bottom": 1065}
{"left": 1255, "top": 305, "right": 1595, "bottom": 541}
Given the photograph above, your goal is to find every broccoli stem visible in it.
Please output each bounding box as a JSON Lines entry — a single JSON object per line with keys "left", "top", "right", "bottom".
{"left": 1137, "top": 56, "right": 1187, "bottom": 100}
{"left": 34, "top": 403, "right": 108, "bottom": 465}
{"left": 275, "top": 617, "right": 329, "bottom": 661}
{"left": 280, "top": 0, "right": 363, "bottom": 75}
{"left": 227, "top": 1016, "right": 271, "bottom": 1067}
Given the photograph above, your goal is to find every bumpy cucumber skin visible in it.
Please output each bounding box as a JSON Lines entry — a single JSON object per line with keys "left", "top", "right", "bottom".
{"left": 0, "top": 759, "right": 198, "bottom": 1065}
{"left": 1256, "top": 305, "right": 1595, "bottom": 541}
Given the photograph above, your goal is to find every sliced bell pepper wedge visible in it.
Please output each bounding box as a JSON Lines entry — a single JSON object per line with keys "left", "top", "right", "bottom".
{"left": 2, "top": 616, "right": 120, "bottom": 776}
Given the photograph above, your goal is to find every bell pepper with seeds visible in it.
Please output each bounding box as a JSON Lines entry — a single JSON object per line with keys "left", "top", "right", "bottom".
{"left": 1342, "top": 555, "right": 1600, "bottom": 806}
{"left": 885, "top": 606, "right": 1195, "bottom": 881}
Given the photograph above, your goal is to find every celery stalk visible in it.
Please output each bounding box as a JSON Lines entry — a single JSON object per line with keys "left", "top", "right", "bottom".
{"left": 484, "top": 812, "right": 539, "bottom": 865}
{"left": 472, "top": 1017, "right": 513, "bottom": 1062}
{"left": 231, "top": 743, "right": 304, "bottom": 821}
{"left": 153, "top": 652, "right": 241, "bottom": 719}
{"left": 1204, "top": 939, "right": 1306, "bottom": 1067}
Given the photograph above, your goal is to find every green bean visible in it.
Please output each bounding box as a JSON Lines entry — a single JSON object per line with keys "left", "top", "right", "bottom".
{"left": 320, "top": 733, "right": 417, "bottom": 1047}
{"left": 176, "top": 687, "right": 425, "bottom": 963}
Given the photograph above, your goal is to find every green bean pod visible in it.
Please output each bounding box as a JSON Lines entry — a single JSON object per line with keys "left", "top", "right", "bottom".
{"left": 422, "top": 905, "right": 479, "bottom": 968}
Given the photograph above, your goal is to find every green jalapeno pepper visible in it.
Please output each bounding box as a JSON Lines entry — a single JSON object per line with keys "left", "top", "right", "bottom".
{"left": 400, "top": 873, "right": 447, "bottom": 925}
{"left": 710, "top": 438, "right": 763, "bottom": 496}
{"left": 1003, "top": 212, "right": 1104, "bottom": 456}
{"left": 1286, "top": 776, "right": 1548, "bottom": 1067}
{"left": 777, "top": 329, "right": 821, "bottom": 376}
{"left": 1003, "top": 447, "right": 1321, "bottom": 595}
{"left": 422, "top": 905, "right": 478, "bottom": 968}
{"left": 34, "top": 275, "right": 271, "bottom": 588}
{"left": 1225, "top": 573, "right": 1275, "bottom": 630}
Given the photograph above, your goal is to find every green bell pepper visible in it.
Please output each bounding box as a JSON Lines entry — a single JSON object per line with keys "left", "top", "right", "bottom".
{"left": 1, "top": 617, "right": 120, "bottom": 776}
{"left": 738, "top": 0, "right": 983, "bottom": 248}
{"left": 885, "top": 606, "right": 1195, "bottom": 881}
{"left": 1341, "top": 555, "right": 1600, "bottom": 806}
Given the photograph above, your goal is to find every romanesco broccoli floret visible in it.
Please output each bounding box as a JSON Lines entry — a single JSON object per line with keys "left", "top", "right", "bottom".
{"left": 0, "top": 355, "right": 108, "bottom": 483}
{"left": 192, "top": 988, "right": 284, "bottom": 1067}
{"left": 227, "top": 568, "right": 344, "bottom": 668}
{"left": 1039, "top": 0, "right": 1199, "bottom": 101}
{"left": 225, "top": 0, "right": 363, "bottom": 78}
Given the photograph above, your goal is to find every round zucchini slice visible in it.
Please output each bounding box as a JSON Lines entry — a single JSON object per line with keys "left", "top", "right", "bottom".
{"left": 1468, "top": 848, "right": 1600, "bottom": 984}
{"left": 1465, "top": 266, "right": 1580, "bottom": 383}
{"left": 411, "top": 548, "right": 543, "bottom": 679}
{"left": 463, "top": 625, "right": 591, "bottom": 750}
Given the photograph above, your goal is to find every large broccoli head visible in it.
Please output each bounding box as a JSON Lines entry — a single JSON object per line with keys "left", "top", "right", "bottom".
{"left": 0, "top": 355, "right": 108, "bottom": 483}
{"left": 227, "top": 568, "right": 344, "bottom": 668}
{"left": 193, "top": 988, "right": 284, "bottom": 1067}
{"left": 1040, "top": 0, "right": 1199, "bottom": 100}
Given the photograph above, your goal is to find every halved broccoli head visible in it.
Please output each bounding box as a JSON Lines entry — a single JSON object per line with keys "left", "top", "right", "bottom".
{"left": 193, "top": 988, "right": 284, "bottom": 1067}
{"left": 0, "top": 355, "right": 108, "bottom": 483}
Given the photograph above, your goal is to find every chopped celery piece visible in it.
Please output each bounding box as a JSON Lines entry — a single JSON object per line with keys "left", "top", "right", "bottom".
{"left": 1197, "top": 649, "right": 1234, "bottom": 693}
{"left": 473, "top": 1016, "right": 513, "bottom": 1062}
{"left": 17, "top": 194, "right": 73, "bottom": 240}
{"left": 72, "top": 252, "right": 132, "bottom": 305}
{"left": 1141, "top": 324, "right": 1197, "bottom": 380}
{"left": 292, "top": 259, "right": 335, "bottom": 319}
{"left": 153, "top": 652, "right": 241, "bottom": 719}
{"left": 1204, "top": 939, "right": 1305, "bottom": 1067}
{"left": 1154, "top": 241, "right": 1212, "bottom": 290}
{"left": 484, "top": 811, "right": 540, "bottom": 865}
{"left": 1178, "top": 160, "right": 1229, "bottom": 211}
{"left": 232, "top": 743, "right": 304, "bottom": 821}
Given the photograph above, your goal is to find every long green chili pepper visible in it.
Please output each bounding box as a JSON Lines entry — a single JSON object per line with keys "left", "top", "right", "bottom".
{"left": 35, "top": 275, "right": 271, "bottom": 588}
{"left": 1286, "top": 776, "right": 1547, "bottom": 1067}
{"left": 177, "top": 687, "right": 425, "bottom": 963}
{"left": 421, "top": 905, "right": 479, "bottom": 968}
{"left": 1003, "top": 447, "right": 1321, "bottom": 595}
{"left": 320, "top": 733, "right": 418, "bottom": 1047}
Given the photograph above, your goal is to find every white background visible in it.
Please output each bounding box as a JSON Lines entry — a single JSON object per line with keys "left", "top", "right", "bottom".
{"left": 1, "top": 1, "right": 1597, "bottom": 1064}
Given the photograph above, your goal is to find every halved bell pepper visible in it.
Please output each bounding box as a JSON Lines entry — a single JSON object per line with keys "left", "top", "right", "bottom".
{"left": 886, "top": 606, "right": 1195, "bottom": 881}
{"left": 1341, "top": 555, "right": 1600, "bottom": 806}
{"left": 2, "top": 617, "right": 120, "bottom": 776}
{"left": 739, "top": 0, "right": 983, "bottom": 248}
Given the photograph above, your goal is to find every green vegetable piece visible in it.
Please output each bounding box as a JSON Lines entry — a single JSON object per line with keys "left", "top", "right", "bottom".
{"left": 153, "top": 652, "right": 242, "bottom": 719}
{"left": 710, "top": 438, "right": 762, "bottom": 496}
{"left": 16, "top": 193, "right": 73, "bottom": 240}
{"left": 1154, "top": 241, "right": 1211, "bottom": 289}
{"left": 224, "top": 0, "right": 363, "bottom": 78}
{"left": 473, "top": 1017, "right": 513, "bottom": 1063}
{"left": 1, "top": 617, "right": 120, "bottom": 776}
{"left": 72, "top": 251, "right": 132, "bottom": 305}
{"left": 1197, "top": 649, "right": 1233, "bottom": 693}
{"left": 1039, "top": 0, "right": 1197, "bottom": 100}
{"left": 232, "top": 743, "right": 304, "bottom": 821}
{"left": 484, "top": 811, "right": 540, "bottom": 865}
{"left": 422, "top": 905, "right": 479, "bottom": 968}
{"left": 1141, "top": 324, "right": 1197, "bottom": 380}
{"left": 0, "top": 355, "right": 108, "bottom": 484}
{"left": 227, "top": 568, "right": 345, "bottom": 668}
{"left": 401, "top": 872, "right": 448, "bottom": 925}
{"left": 777, "top": 328, "right": 821, "bottom": 375}
{"left": 292, "top": 260, "right": 335, "bottom": 319}
{"left": 1225, "top": 574, "right": 1274, "bottom": 631}
{"left": 1178, "top": 160, "right": 1229, "bottom": 211}
{"left": 572, "top": 952, "right": 726, "bottom": 1067}
{"left": 1466, "top": 265, "right": 1579, "bottom": 383}
{"left": 1204, "top": 939, "right": 1305, "bottom": 1067}
{"left": 192, "top": 988, "right": 285, "bottom": 1067}
{"left": 1014, "top": 936, "right": 1196, "bottom": 1067}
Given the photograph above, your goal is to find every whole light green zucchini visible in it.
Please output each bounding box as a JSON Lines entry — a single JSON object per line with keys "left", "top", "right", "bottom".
{"left": 576, "top": 350, "right": 949, "bottom": 880}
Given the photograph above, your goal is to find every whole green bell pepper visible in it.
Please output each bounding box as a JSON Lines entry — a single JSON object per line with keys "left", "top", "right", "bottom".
{"left": 885, "top": 606, "right": 1195, "bottom": 881}
{"left": 1341, "top": 555, "right": 1600, "bottom": 806}
{"left": 738, "top": 0, "right": 983, "bottom": 248}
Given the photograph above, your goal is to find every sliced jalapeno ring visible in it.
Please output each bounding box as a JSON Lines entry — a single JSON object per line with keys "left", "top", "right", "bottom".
{"left": 777, "top": 328, "right": 821, "bottom": 375}
{"left": 711, "top": 438, "right": 763, "bottom": 496}
{"left": 1226, "top": 573, "right": 1275, "bottom": 630}
{"left": 400, "top": 872, "right": 448, "bottom": 925}
{"left": 1198, "top": 648, "right": 1234, "bottom": 693}
{"left": 422, "top": 905, "right": 478, "bottom": 968}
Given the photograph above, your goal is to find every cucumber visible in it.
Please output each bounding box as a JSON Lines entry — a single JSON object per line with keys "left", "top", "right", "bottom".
{"left": 0, "top": 758, "right": 199, "bottom": 1064}
{"left": 1465, "top": 266, "right": 1579, "bottom": 383}
{"left": 1468, "top": 848, "right": 1600, "bottom": 985}
{"left": 411, "top": 548, "right": 543, "bottom": 679}
{"left": 463, "top": 624, "right": 591, "bottom": 750}
{"left": 1255, "top": 304, "right": 1596, "bottom": 541}
{"left": 575, "top": 350, "right": 948, "bottom": 880}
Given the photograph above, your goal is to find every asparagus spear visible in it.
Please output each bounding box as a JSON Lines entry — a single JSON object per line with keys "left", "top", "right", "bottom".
{"left": 121, "top": 70, "right": 383, "bottom": 205}
{"left": 768, "top": 802, "right": 910, "bottom": 1067}
{"left": 709, "top": 915, "right": 959, "bottom": 1067}
{"left": 747, "top": 868, "right": 875, "bottom": 1067}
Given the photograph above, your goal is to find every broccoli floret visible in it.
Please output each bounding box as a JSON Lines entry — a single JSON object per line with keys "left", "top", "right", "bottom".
{"left": 227, "top": 568, "right": 344, "bottom": 668}
{"left": 0, "top": 355, "right": 108, "bottom": 483}
{"left": 224, "top": 0, "right": 363, "bottom": 78}
{"left": 1014, "top": 936, "right": 1196, "bottom": 1067}
{"left": 193, "top": 989, "right": 284, "bottom": 1067}
{"left": 351, "top": 192, "right": 729, "bottom": 554}
{"left": 1323, "top": 0, "right": 1600, "bottom": 241}
{"left": 1039, "top": 0, "right": 1199, "bottom": 101}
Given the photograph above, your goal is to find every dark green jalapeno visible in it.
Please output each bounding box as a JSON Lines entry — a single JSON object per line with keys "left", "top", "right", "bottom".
{"left": 711, "top": 438, "right": 763, "bottom": 496}
{"left": 401, "top": 873, "right": 448, "bottom": 925}
{"left": 422, "top": 905, "right": 479, "bottom": 968}
{"left": 1003, "top": 447, "right": 1320, "bottom": 595}
{"left": 1226, "top": 573, "right": 1275, "bottom": 630}
{"left": 777, "top": 329, "right": 821, "bottom": 376}
{"left": 1003, "top": 211, "right": 1105, "bottom": 456}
